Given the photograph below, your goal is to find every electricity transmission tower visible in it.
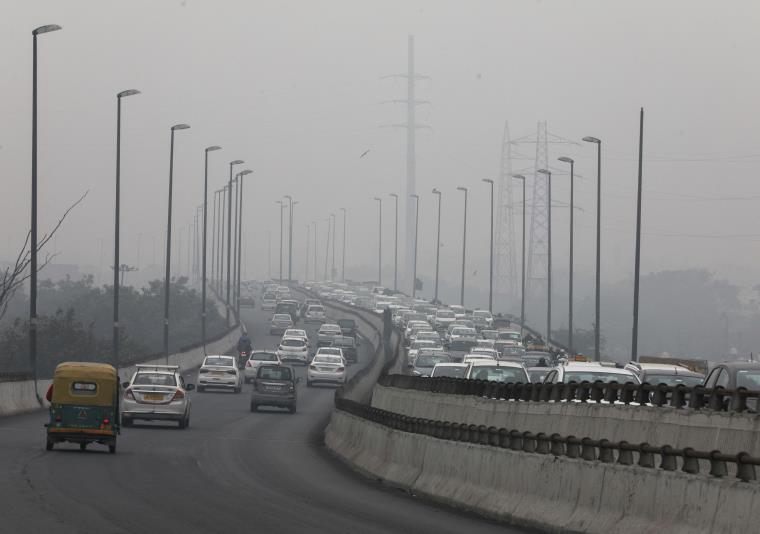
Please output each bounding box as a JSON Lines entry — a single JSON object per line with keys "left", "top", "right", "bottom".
{"left": 381, "top": 35, "right": 430, "bottom": 294}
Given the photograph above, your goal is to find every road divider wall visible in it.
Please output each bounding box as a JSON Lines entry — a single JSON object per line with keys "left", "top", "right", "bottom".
{"left": 371, "top": 382, "right": 760, "bottom": 456}
{"left": 325, "top": 401, "right": 760, "bottom": 534}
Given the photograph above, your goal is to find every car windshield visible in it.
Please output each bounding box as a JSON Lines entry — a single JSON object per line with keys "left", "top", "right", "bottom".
{"left": 337, "top": 319, "right": 355, "bottom": 327}
{"left": 470, "top": 366, "right": 528, "bottom": 383}
{"left": 437, "top": 311, "right": 455, "bottom": 318}
{"left": 251, "top": 352, "right": 278, "bottom": 361}
{"left": 431, "top": 365, "right": 468, "bottom": 378}
{"left": 321, "top": 325, "right": 341, "bottom": 333}
{"left": 416, "top": 354, "right": 451, "bottom": 367}
{"left": 333, "top": 338, "right": 355, "bottom": 347}
{"left": 735, "top": 370, "right": 760, "bottom": 390}
{"left": 412, "top": 340, "right": 436, "bottom": 349}
{"left": 273, "top": 314, "right": 291, "bottom": 320}
{"left": 498, "top": 332, "right": 521, "bottom": 341}
{"left": 133, "top": 373, "right": 176, "bottom": 386}
{"left": 473, "top": 311, "right": 491, "bottom": 318}
{"left": 281, "top": 339, "right": 305, "bottom": 347}
{"left": 449, "top": 340, "right": 476, "bottom": 351}
{"left": 204, "top": 356, "right": 234, "bottom": 367}
{"left": 314, "top": 355, "right": 343, "bottom": 364}
{"left": 563, "top": 371, "right": 637, "bottom": 384}
{"left": 528, "top": 370, "right": 549, "bottom": 383}
{"left": 452, "top": 328, "right": 475, "bottom": 336}
{"left": 258, "top": 366, "right": 292, "bottom": 381}
{"left": 642, "top": 374, "right": 703, "bottom": 387}
{"left": 308, "top": 306, "right": 324, "bottom": 312}
{"left": 319, "top": 348, "right": 342, "bottom": 355}
{"left": 264, "top": 293, "right": 276, "bottom": 300}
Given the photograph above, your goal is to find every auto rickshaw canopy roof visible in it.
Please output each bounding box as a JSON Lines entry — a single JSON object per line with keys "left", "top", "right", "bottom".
{"left": 51, "top": 362, "right": 118, "bottom": 405}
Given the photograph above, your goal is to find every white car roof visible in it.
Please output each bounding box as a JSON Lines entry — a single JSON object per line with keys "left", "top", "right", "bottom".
{"left": 468, "top": 359, "right": 524, "bottom": 368}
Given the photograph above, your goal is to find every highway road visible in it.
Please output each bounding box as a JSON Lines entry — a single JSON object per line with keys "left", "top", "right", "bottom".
{"left": 0, "top": 304, "right": 527, "bottom": 534}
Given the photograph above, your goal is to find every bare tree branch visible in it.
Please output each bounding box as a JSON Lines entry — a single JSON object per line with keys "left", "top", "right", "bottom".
{"left": 0, "top": 191, "right": 89, "bottom": 321}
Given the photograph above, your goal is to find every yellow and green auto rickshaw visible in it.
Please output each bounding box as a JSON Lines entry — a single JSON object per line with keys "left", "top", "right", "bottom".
{"left": 45, "top": 362, "right": 120, "bottom": 453}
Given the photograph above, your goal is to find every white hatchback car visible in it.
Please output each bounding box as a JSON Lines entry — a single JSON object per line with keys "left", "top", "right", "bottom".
{"left": 244, "top": 350, "right": 281, "bottom": 383}
{"left": 197, "top": 355, "right": 243, "bottom": 393}
{"left": 307, "top": 353, "right": 347, "bottom": 387}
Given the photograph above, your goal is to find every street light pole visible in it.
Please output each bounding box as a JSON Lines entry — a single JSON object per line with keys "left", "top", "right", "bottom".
{"left": 284, "top": 195, "right": 293, "bottom": 281}
{"left": 305, "top": 224, "right": 310, "bottom": 281}
{"left": 324, "top": 218, "right": 330, "bottom": 282}
{"left": 482, "top": 179, "right": 494, "bottom": 313}
{"left": 340, "top": 207, "right": 347, "bottom": 281}
{"left": 632, "top": 109, "right": 645, "bottom": 363}
{"left": 113, "top": 89, "right": 140, "bottom": 371}
{"left": 558, "top": 156, "right": 575, "bottom": 352}
{"left": 226, "top": 160, "right": 243, "bottom": 324}
{"left": 456, "top": 187, "right": 468, "bottom": 306}
{"left": 410, "top": 194, "right": 419, "bottom": 298}
{"left": 276, "top": 200, "right": 284, "bottom": 281}
{"left": 163, "top": 124, "right": 190, "bottom": 361}
{"left": 30, "top": 24, "right": 61, "bottom": 386}
{"left": 236, "top": 170, "right": 252, "bottom": 318}
{"left": 512, "top": 175, "right": 526, "bottom": 336}
{"left": 537, "top": 169, "right": 552, "bottom": 342}
{"left": 330, "top": 213, "right": 336, "bottom": 281}
{"left": 389, "top": 193, "right": 398, "bottom": 291}
{"left": 312, "top": 221, "right": 317, "bottom": 281}
{"left": 432, "top": 188, "right": 442, "bottom": 303}
{"left": 583, "top": 136, "right": 602, "bottom": 361}
{"left": 373, "top": 197, "right": 382, "bottom": 286}
{"left": 201, "top": 146, "right": 221, "bottom": 353}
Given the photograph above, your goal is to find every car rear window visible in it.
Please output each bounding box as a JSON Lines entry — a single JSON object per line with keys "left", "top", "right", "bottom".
{"left": 337, "top": 319, "right": 355, "bottom": 327}
{"left": 470, "top": 366, "right": 528, "bottom": 383}
{"left": 251, "top": 352, "right": 278, "bottom": 361}
{"left": 258, "top": 366, "right": 292, "bottom": 380}
{"left": 416, "top": 354, "right": 452, "bottom": 367}
{"left": 314, "top": 355, "right": 343, "bottom": 364}
{"left": 308, "top": 305, "right": 324, "bottom": 312}
{"left": 563, "top": 371, "right": 636, "bottom": 384}
{"left": 273, "top": 314, "right": 292, "bottom": 320}
{"left": 437, "top": 311, "right": 455, "bottom": 318}
{"left": 133, "top": 373, "right": 177, "bottom": 386}
{"left": 281, "top": 338, "right": 305, "bottom": 347}
{"left": 431, "top": 365, "right": 467, "bottom": 378}
{"left": 204, "top": 356, "right": 234, "bottom": 367}
{"left": 319, "top": 348, "right": 342, "bottom": 355}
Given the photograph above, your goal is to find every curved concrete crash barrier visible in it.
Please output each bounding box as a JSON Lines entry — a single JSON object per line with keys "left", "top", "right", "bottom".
{"left": 379, "top": 373, "right": 760, "bottom": 414}
{"left": 371, "top": 382, "right": 760, "bottom": 457}
{"left": 326, "top": 398, "right": 760, "bottom": 534}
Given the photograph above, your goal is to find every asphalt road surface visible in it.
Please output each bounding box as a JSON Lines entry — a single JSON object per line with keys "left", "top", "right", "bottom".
{"left": 0, "top": 304, "right": 528, "bottom": 534}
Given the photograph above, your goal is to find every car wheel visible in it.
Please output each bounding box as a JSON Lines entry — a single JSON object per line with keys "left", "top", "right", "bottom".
{"left": 289, "top": 406, "right": 296, "bottom": 414}
{"left": 79, "top": 442, "right": 87, "bottom": 451}
{"left": 108, "top": 443, "right": 117, "bottom": 454}
{"left": 122, "top": 417, "right": 132, "bottom": 427}
{"left": 197, "top": 386, "right": 205, "bottom": 393}
{"left": 250, "top": 403, "right": 257, "bottom": 412}
{"left": 306, "top": 380, "right": 313, "bottom": 387}
{"left": 45, "top": 439, "right": 54, "bottom": 451}
{"left": 235, "top": 386, "right": 241, "bottom": 394}
{"left": 178, "top": 418, "right": 186, "bottom": 429}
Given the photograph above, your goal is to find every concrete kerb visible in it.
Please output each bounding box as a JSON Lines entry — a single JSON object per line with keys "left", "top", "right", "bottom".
{"left": 325, "top": 409, "right": 760, "bottom": 534}
{"left": 370, "top": 385, "right": 760, "bottom": 456}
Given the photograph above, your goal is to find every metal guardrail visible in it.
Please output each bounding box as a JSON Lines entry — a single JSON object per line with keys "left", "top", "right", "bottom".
{"left": 378, "top": 374, "right": 760, "bottom": 413}
{"left": 335, "top": 396, "right": 760, "bottom": 482}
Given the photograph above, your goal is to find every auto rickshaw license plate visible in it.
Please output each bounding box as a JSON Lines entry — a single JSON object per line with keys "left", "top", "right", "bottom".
{"left": 145, "top": 393, "right": 164, "bottom": 401}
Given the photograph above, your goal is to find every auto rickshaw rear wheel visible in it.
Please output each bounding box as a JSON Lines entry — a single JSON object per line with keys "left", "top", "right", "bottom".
{"left": 108, "top": 443, "right": 116, "bottom": 454}
{"left": 79, "top": 442, "right": 87, "bottom": 451}
{"left": 45, "top": 440, "right": 53, "bottom": 451}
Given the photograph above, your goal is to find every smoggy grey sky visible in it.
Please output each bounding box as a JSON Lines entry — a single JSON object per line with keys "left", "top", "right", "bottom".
{"left": 2, "top": 0, "right": 760, "bottom": 306}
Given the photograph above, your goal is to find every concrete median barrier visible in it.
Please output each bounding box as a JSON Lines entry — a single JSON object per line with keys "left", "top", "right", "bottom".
{"left": 325, "top": 409, "right": 760, "bottom": 534}
{"left": 371, "top": 384, "right": 760, "bottom": 456}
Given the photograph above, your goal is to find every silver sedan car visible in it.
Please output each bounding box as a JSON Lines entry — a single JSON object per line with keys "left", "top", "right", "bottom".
{"left": 121, "top": 364, "right": 194, "bottom": 428}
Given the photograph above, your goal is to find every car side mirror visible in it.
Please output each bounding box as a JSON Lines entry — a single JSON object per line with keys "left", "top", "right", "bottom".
{"left": 185, "top": 384, "right": 195, "bottom": 391}
{"left": 121, "top": 381, "right": 130, "bottom": 388}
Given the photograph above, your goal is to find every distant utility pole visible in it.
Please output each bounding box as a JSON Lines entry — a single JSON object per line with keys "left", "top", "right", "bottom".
{"left": 381, "top": 35, "right": 430, "bottom": 294}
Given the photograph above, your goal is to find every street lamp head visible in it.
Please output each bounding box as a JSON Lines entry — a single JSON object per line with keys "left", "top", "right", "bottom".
{"left": 373, "top": 197, "right": 381, "bottom": 201}
{"left": 230, "top": 159, "right": 244, "bottom": 166}
{"left": 239, "top": 169, "right": 252, "bottom": 176}
{"left": 537, "top": 168, "right": 551, "bottom": 176}
{"left": 284, "top": 195, "right": 292, "bottom": 200}
{"left": 205, "top": 145, "right": 222, "bottom": 152}
{"left": 171, "top": 124, "right": 190, "bottom": 131}
{"left": 432, "top": 188, "right": 441, "bottom": 195}
{"left": 456, "top": 186, "right": 468, "bottom": 192}
{"left": 512, "top": 174, "right": 525, "bottom": 181}
{"left": 117, "top": 89, "right": 141, "bottom": 99}
{"left": 340, "top": 207, "right": 347, "bottom": 212}
{"left": 482, "top": 179, "right": 494, "bottom": 184}
{"left": 410, "top": 194, "right": 419, "bottom": 200}
{"left": 558, "top": 156, "right": 574, "bottom": 164}
{"left": 33, "top": 24, "right": 62, "bottom": 35}
{"left": 582, "top": 136, "right": 601, "bottom": 144}
{"left": 389, "top": 193, "right": 398, "bottom": 198}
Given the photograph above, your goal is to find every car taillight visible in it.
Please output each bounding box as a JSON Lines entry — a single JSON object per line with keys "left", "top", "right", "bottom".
{"left": 125, "top": 389, "right": 135, "bottom": 400}
{"left": 337, "top": 367, "right": 345, "bottom": 372}
{"left": 103, "top": 418, "right": 110, "bottom": 425}
{"left": 309, "top": 364, "right": 317, "bottom": 370}
{"left": 226, "top": 369, "right": 237, "bottom": 375}
{"left": 246, "top": 360, "right": 252, "bottom": 367}
{"left": 172, "top": 389, "right": 185, "bottom": 400}
{"left": 199, "top": 369, "right": 209, "bottom": 374}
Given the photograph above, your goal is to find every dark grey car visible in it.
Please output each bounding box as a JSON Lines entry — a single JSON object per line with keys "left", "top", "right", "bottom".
{"left": 250, "top": 364, "right": 299, "bottom": 414}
